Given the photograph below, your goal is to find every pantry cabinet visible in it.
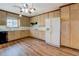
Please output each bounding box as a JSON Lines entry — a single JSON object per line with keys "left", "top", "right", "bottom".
{"left": 61, "top": 6, "right": 71, "bottom": 47}
{"left": 70, "top": 4, "right": 79, "bottom": 49}
{"left": 61, "top": 4, "right": 79, "bottom": 50}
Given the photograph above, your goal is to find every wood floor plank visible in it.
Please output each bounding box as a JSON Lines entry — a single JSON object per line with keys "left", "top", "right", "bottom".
{"left": 0, "top": 38, "right": 79, "bottom": 56}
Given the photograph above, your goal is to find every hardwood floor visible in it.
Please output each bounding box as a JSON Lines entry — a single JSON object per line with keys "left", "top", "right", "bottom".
{"left": 0, "top": 38, "right": 79, "bottom": 56}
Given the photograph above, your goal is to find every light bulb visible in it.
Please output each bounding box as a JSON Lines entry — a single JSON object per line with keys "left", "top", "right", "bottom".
{"left": 22, "top": 8, "right": 25, "bottom": 12}
{"left": 25, "top": 9, "right": 28, "bottom": 13}
{"left": 30, "top": 8, "right": 35, "bottom": 13}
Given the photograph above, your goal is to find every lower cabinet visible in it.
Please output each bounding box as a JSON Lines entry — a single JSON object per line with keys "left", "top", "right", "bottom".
{"left": 38, "top": 31, "right": 45, "bottom": 40}
{"left": 20, "top": 30, "right": 29, "bottom": 38}
{"left": 8, "top": 31, "right": 16, "bottom": 41}
{"left": 8, "top": 30, "right": 29, "bottom": 41}
{"left": 30, "top": 29, "right": 45, "bottom": 40}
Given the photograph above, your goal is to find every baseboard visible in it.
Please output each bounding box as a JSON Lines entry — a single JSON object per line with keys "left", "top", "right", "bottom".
{"left": 8, "top": 36, "right": 30, "bottom": 42}
{"left": 28, "top": 36, "right": 45, "bottom": 41}
{"left": 8, "top": 36, "right": 45, "bottom": 43}
{"left": 61, "top": 45, "right": 79, "bottom": 51}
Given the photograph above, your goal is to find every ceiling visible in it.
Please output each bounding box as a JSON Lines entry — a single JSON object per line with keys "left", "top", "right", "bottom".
{"left": 0, "top": 3, "right": 67, "bottom": 17}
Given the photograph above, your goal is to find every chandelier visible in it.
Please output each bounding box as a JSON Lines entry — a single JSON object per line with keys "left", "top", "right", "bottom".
{"left": 19, "top": 3, "right": 36, "bottom": 17}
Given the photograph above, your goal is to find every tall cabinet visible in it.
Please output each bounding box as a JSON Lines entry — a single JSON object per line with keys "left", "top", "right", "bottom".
{"left": 61, "top": 6, "right": 71, "bottom": 47}
{"left": 70, "top": 4, "right": 79, "bottom": 49}
{"left": 61, "top": 4, "right": 79, "bottom": 50}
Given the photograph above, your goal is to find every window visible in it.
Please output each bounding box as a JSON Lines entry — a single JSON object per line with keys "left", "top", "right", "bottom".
{"left": 7, "top": 18, "right": 20, "bottom": 27}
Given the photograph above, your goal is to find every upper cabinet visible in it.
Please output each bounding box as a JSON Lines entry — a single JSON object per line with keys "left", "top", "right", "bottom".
{"left": 53, "top": 10, "right": 60, "bottom": 17}
{"left": 49, "top": 12, "right": 54, "bottom": 19}
{"left": 70, "top": 4, "right": 79, "bottom": 20}
{"left": 7, "top": 13, "right": 18, "bottom": 18}
{"left": 38, "top": 13, "right": 48, "bottom": 26}
{"left": 30, "top": 13, "right": 48, "bottom": 26}
{"left": 61, "top": 6, "right": 70, "bottom": 21}
{"left": 0, "top": 11, "right": 7, "bottom": 25}
{"left": 20, "top": 16, "right": 30, "bottom": 27}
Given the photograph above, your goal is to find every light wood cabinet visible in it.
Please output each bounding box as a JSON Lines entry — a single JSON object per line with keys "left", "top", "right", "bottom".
{"left": 70, "top": 4, "right": 79, "bottom": 21}
{"left": 20, "top": 30, "right": 29, "bottom": 38}
{"left": 30, "top": 29, "right": 36, "bottom": 37}
{"left": 61, "top": 21, "right": 70, "bottom": 47}
{"left": 8, "top": 31, "right": 21, "bottom": 41}
{"left": 61, "top": 6, "right": 70, "bottom": 21}
{"left": 49, "top": 12, "right": 54, "bottom": 19}
{"left": 71, "top": 20, "right": 79, "bottom": 49}
{"left": 8, "top": 31, "right": 16, "bottom": 41}
{"left": 61, "top": 4, "right": 79, "bottom": 50}
{"left": 61, "top": 6, "right": 71, "bottom": 47}
{"left": 0, "top": 11, "right": 7, "bottom": 25}
{"left": 38, "top": 14, "right": 48, "bottom": 26}
{"left": 38, "top": 31, "right": 45, "bottom": 40}
{"left": 20, "top": 16, "right": 30, "bottom": 27}
{"left": 14, "top": 30, "right": 20, "bottom": 39}
{"left": 53, "top": 10, "right": 60, "bottom": 17}
{"left": 70, "top": 4, "right": 79, "bottom": 49}
{"left": 7, "top": 13, "right": 18, "bottom": 18}
{"left": 8, "top": 30, "right": 29, "bottom": 41}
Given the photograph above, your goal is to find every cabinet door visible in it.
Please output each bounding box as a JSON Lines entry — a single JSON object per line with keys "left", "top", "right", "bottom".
{"left": 49, "top": 12, "right": 54, "bottom": 19}
{"left": 38, "top": 31, "right": 45, "bottom": 40}
{"left": 53, "top": 11, "right": 60, "bottom": 17}
{"left": 38, "top": 14, "right": 48, "bottom": 26}
{"left": 70, "top": 4, "right": 79, "bottom": 49}
{"left": 23, "top": 30, "right": 29, "bottom": 37}
{"left": 71, "top": 20, "right": 79, "bottom": 49}
{"left": 61, "top": 21, "right": 70, "bottom": 47}
{"left": 0, "top": 11, "right": 6, "bottom": 25}
{"left": 8, "top": 31, "right": 15, "bottom": 41}
{"left": 20, "top": 16, "right": 29, "bottom": 27}
{"left": 30, "top": 29, "right": 35, "bottom": 37}
{"left": 14, "top": 31, "right": 20, "bottom": 39}
{"left": 61, "top": 6, "right": 70, "bottom": 21}
{"left": 61, "top": 6, "right": 71, "bottom": 47}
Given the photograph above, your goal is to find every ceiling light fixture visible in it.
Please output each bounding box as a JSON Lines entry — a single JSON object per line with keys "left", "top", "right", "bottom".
{"left": 18, "top": 3, "right": 36, "bottom": 17}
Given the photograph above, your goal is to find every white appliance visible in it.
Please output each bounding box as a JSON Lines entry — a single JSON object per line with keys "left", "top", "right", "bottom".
{"left": 45, "top": 17, "right": 60, "bottom": 47}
